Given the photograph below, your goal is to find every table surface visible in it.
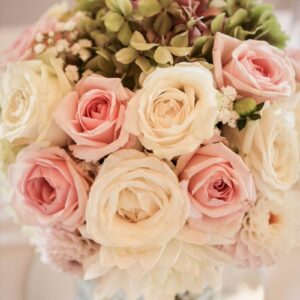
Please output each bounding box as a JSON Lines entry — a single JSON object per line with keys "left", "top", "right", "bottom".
{"left": 0, "top": 16, "right": 300, "bottom": 300}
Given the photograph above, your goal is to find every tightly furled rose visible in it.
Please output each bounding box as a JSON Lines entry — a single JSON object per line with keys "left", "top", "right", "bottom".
{"left": 9, "top": 146, "right": 90, "bottom": 231}
{"left": 85, "top": 150, "right": 189, "bottom": 251}
{"left": 177, "top": 142, "right": 256, "bottom": 245}
{"left": 224, "top": 104, "right": 300, "bottom": 197}
{"left": 213, "top": 33, "right": 295, "bottom": 103}
{"left": 125, "top": 63, "right": 219, "bottom": 160}
{"left": 54, "top": 75, "right": 133, "bottom": 162}
{"left": 0, "top": 59, "right": 71, "bottom": 146}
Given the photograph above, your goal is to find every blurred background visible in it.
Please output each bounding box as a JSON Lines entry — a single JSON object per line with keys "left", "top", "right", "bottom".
{"left": 0, "top": 1, "right": 299, "bottom": 300}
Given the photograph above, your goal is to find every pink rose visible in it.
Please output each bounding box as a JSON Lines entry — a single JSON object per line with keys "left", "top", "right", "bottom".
{"left": 9, "top": 146, "right": 90, "bottom": 231}
{"left": 177, "top": 142, "right": 256, "bottom": 245}
{"left": 0, "top": 16, "right": 58, "bottom": 66}
{"left": 213, "top": 33, "right": 295, "bottom": 103}
{"left": 287, "top": 48, "right": 300, "bottom": 83}
{"left": 54, "top": 75, "right": 132, "bottom": 162}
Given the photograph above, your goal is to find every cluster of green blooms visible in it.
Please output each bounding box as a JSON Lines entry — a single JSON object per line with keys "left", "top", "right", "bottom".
{"left": 73, "top": 0, "right": 288, "bottom": 89}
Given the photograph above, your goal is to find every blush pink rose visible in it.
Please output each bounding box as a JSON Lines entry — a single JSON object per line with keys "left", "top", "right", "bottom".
{"left": 213, "top": 32, "right": 295, "bottom": 103}
{"left": 287, "top": 48, "right": 300, "bottom": 83}
{"left": 0, "top": 16, "right": 58, "bottom": 66}
{"left": 177, "top": 142, "right": 256, "bottom": 245}
{"left": 9, "top": 146, "right": 90, "bottom": 232}
{"left": 54, "top": 75, "right": 132, "bottom": 162}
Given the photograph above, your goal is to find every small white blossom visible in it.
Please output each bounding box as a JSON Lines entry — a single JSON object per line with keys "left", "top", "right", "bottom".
{"left": 221, "top": 85, "right": 237, "bottom": 102}
{"left": 34, "top": 43, "right": 46, "bottom": 54}
{"left": 64, "top": 21, "right": 76, "bottom": 31}
{"left": 79, "top": 49, "right": 91, "bottom": 62}
{"left": 48, "top": 31, "right": 55, "bottom": 38}
{"left": 217, "top": 86, "right": 239, "bottom": 128}
{"left": 47, "top": 38, "right": 54, "bottom": 45}
{"left": 69, "top": 31, "right": 78, "bottom": 41}
{"left": 65, "top": 65, "right": 80, "bottom": 83}
{"left": 78, "top": 39, "right": 92, "bottom": 48}
{"left": 55, "top": 39, "right": 70, "bottom": 53}
{"left": 35, "top": 33, "right": 44, "bottom": 43}
{"left": 218, "top": 109, "right": 239, "bottom": 128}
{"left": 71, "top": 43, "right": 81, "bottom": 55}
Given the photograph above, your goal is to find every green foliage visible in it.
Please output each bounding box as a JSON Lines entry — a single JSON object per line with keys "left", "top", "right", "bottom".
{"left": 76, "top": 0, "right": 288, "bottom": 89}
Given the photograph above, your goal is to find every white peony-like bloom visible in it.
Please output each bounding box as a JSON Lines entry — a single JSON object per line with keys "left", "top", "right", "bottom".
{"left": 125, "top": 63, "right": 219, "bottom": 160}
{"left": 84, "top": 149, "right": 189, "bottom": 270}
{"left": 86, "top": 240, "right": 222, "bottom": 300}
{"left": 0, "top": 58, "right": 71, "bottom": 146}
{"left": 217, "top": 193, "right": 298, "bottom": 268}
{"left": 224, "top": 103, "right": 300, "bottom": 198}
{"left": 33, "top": 228, "right": 99, "bottom": 277}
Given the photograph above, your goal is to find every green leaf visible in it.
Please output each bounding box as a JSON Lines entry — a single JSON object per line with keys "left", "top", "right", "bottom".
{"left": 168, "top": 47, "right": 191, "bottom": 57}
{"left": 154, "top": 46, "right": 173, "bottom": 64}
{"left": 237, "top": 118, "right": 247, "bottom": 131}
{"left": 135, "top": 56, "right": 152, "bottom": 72}
{"left": 211, "top": 13, "right": 225, "bottom": 34}
{"left": 154, "top": 12, "right": 173, "bottom": 36}
{"left": 118, "top": 0, "right": 133, "bottom": 17}
{"left": 118, "top": 22, "right": 132, "bottom": 46}
{"left": 190, "top": 36, "right": 209, "bottom": 56}
{"left": 104, "top": 11, "right": 124, "bottom": 32}
{"left": 85, "top": 55, "right": 115, "bottom": 74}
{"left": 96, "top": 48, "right": 111, "bottom": 61}
{"left": 227, "top": 8, "right": 248, "bottom": 29}
{"left": 105, "top": 0, "right": 120, "bottom": 12}
{"left": 139, "top": 0, "right": 162, "bottom": 17}
{"left": 91, "top": 31, "right": 110, "bottom": 47}
{"left": 116, "top": 47, "right": 139, "bottom": 64}
{"left": 80, "top": 17, "right": 98, "bottom": 33}
{"left": 249, "top": 114, "right": 261, "bottom": 121}
{"left": 256, "top": 102, "right": 265, "bottom": 112}
{"left": 170, "top": 31, "right": 189, "bottom": 47}
{"left": 130, "top": 31, "right": 158, "bottom": 51}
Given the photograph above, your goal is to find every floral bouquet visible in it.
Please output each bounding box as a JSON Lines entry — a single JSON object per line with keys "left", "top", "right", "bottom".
{"left": 1, "top": 0, "right": 300, "bottom": 299}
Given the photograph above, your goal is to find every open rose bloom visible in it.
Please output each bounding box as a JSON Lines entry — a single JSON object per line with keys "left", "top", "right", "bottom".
{"left": 1, "top": 1, "right": 300, "bottom": 300}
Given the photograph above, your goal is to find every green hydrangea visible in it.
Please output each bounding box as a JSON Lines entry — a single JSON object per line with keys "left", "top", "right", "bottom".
{"left": 75, "top": 0, "right": 288, "bottom": 89}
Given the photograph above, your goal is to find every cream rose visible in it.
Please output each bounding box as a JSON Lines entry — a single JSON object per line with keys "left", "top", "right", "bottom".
{"left": 0, "top": 59, "right": 71, "bottom": 146}
{"left": 85, "top": 150, "right": 189, "bottom": 251}
{"left": 224, "top": 104, "right": 300, "bottom": 197}
{"left": 125, "top": 63, "right": 218, "bottom": 160}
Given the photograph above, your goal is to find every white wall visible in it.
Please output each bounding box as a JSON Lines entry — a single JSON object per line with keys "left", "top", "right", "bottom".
{"left": 0, "top": 0, "right": 72, "bottom": 25}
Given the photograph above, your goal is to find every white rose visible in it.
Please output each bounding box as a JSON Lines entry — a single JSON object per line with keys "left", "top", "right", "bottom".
{"left": 125, "top": 63, "right": 219, "bottom": 160}
{"left": 85, "top": 149, "right": 189, "bottom": 253}
{"left": 0, "top": 58, "right": 71, "bottom": 146}
{"left": 225, "top": 103, "right": 300, "bottom": 197}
